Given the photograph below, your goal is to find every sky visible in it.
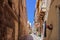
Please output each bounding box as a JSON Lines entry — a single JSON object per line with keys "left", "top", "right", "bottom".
{"left": 26, "top": 0, "right": 36, "bottom": 25}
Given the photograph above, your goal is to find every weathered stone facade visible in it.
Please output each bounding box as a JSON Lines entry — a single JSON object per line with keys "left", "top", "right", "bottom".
{"left": 46, "top": 0, "right": 60, "bottom": 40}
{"left": 0, "top": 0, "right": 28, "bottom": 40}
{"left": 35, "top": 0, "right": 60, "bottom": 40}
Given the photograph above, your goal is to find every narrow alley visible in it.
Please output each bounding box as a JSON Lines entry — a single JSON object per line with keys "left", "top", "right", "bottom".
{"left": 0, "top": 0, "right": 60, "bottom": 40}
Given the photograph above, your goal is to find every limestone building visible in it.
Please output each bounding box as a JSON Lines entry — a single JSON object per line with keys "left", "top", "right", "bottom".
{"left": 46, "top": 0, "right": 60, "bottom": 40}
{"left": 0, "top": 0, "right": 28, "bottom": 40}
{"left": 34, "top": 0, "right": 60, "bottom": 40}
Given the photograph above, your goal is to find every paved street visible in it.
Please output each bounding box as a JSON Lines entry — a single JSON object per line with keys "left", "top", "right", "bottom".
{"left": 30, "top": 33, "right": 43, "bottom": 40}
{"left": 19, "top": 33, "right": 43, "bottom": 40}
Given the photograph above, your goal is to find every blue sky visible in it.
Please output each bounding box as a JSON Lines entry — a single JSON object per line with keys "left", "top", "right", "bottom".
{"left": 26, "top": 0, "right": 36, "bottom": 25}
